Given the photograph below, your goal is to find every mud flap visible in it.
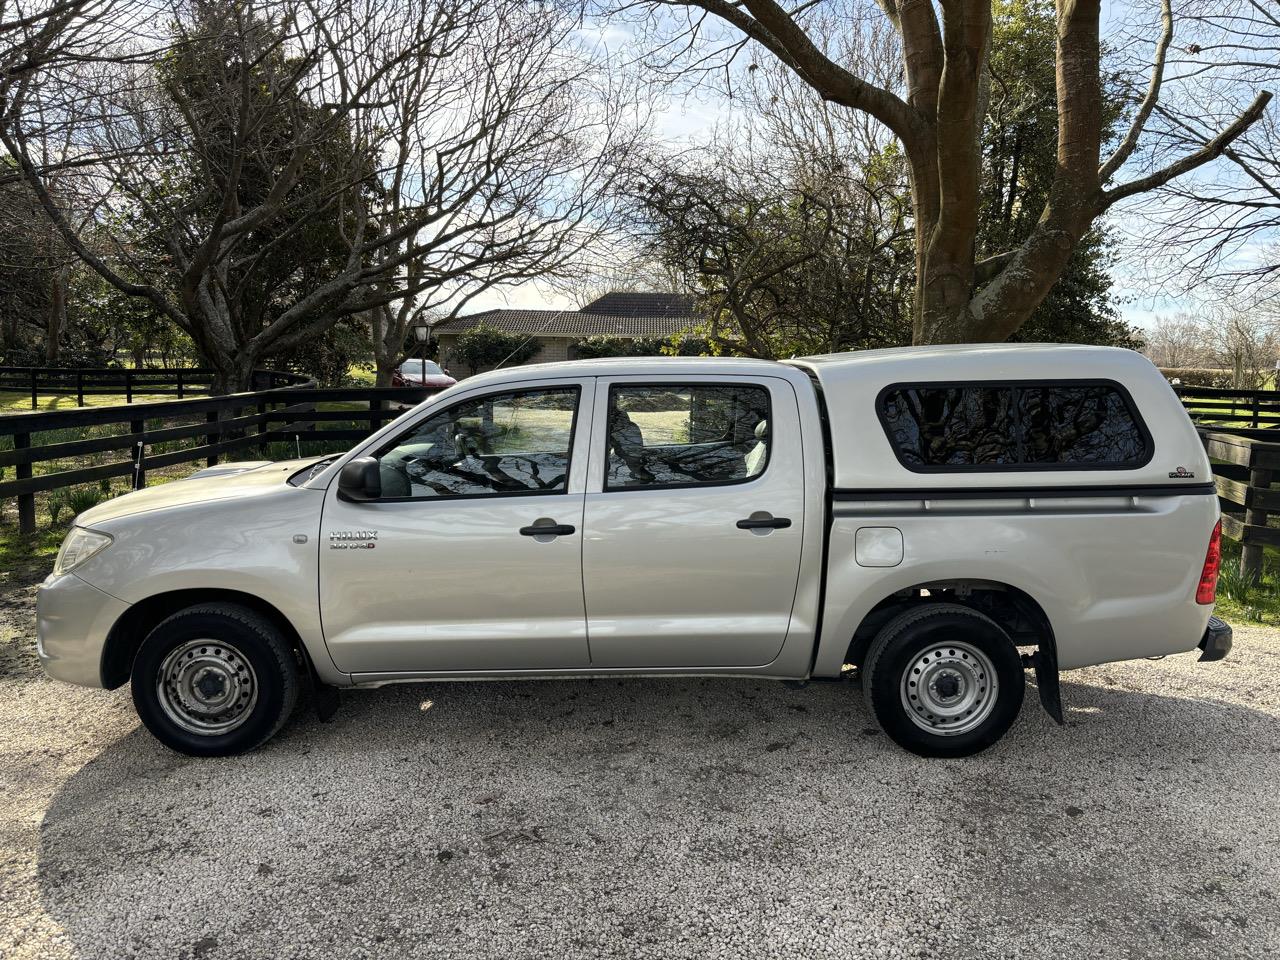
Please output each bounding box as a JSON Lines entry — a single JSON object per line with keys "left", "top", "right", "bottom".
{"left": 1031, "top": 647, "right": 1064, "bottom": 725}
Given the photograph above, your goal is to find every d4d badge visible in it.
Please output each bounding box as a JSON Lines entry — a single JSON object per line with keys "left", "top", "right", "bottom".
{"left": 1168, "top": 466, "right": 1196, "bottom": 479}
{"left": 329, "top": 530, "right": 378, "bottom": 549}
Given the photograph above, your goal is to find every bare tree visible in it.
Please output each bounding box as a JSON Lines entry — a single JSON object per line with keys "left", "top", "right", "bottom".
{"left": 1144, "top": 311, "right": 1211, "bottom": 368}
{"left": 362, "top": 2, "right": 641, "bottom": 385}
{"left": 1208, "top": 305, "right": 1279, "bottom": 388}
{"left": 1116, "top": 1, "right": 1280, "bottom": 306}
{"left": 636, "top": 124, "right": 913, "bottom": 357}
{"left": 616, "top": 0, "right": 1273, "bottom": 344}
{"left": 4, "top": 0, "right": 639, "bottom": 390}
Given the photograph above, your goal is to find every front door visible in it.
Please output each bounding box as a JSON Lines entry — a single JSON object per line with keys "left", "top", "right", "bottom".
{"left": 320, "top": 381, "right": 593, "bottom": 674}
{"left": 581, "top": 376, "right": 805, "bottom": 668}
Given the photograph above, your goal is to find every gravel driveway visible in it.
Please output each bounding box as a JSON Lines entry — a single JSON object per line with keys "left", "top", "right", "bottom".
{"left": 2, "top": 567, "right": 1279, "bottom": 960}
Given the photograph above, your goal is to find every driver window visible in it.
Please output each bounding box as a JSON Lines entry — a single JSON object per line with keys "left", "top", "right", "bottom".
{"left": 375, "top": 387, "right": 578, "bottom": 498}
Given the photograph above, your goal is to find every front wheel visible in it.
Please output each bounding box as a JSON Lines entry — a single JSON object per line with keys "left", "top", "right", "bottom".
{"left": 131, "top": 603, "right": 300, "bottom": 757}
{"left": 862, "top": 603, "right": 1025, "bottom": 757}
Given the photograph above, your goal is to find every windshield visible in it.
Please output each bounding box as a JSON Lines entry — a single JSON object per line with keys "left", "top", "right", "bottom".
{"left": 401, "top": 360, "right": 444, "bottom": 376}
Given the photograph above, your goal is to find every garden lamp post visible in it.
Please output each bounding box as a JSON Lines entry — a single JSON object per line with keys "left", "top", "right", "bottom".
{"left": 412, "top": 322, "right": 430, "bottom": 361}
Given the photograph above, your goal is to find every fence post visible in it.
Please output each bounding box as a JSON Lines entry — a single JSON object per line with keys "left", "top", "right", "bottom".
{"left": 1252, "top": 395, "right": 1260, "bottom": 429}
{"left": 257, "top": 400, "right": 269, "bottom": 455}
{"left": 176, "top": 370, "right": 184, "bottom": 399}
{"left": 29, "top": 369, "right": 37, "bottom": 410}
{"left": 14, "top": 432, "right": 34, "bottom": 534}
{"left": 76, "top": 369, "right": 84, "bottom": 407}
{"left": 1242, "top": 445, "right": 1272, "bottom": 581}
{"left": 131, "top": 418, "right": 147, "bottom": 489}
{"left": 206, "top": 409, "right": 221, "bottom": 466}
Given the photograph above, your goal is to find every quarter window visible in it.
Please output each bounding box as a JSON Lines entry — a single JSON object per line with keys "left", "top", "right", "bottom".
{"left": 606, "top": 384, "right": 771, "bottom": 489}
{"left": 879, "top": 382, "right": 1149, "bottom": 470}
{"left": 375, "top": 387, "right": 578, "bottom": 497}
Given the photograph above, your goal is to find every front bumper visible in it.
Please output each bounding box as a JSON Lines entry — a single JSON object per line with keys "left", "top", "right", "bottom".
{"left": 1198, "top": 615, "right": 1233, "bottom": 662}
{"left": 36, "top": 573, "right": 130, "bottom": 687}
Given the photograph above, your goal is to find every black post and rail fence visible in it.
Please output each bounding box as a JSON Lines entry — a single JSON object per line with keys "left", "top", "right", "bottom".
{"left": 0, "top": 366, "right": 310, "bottom": 409}
{"left": 0, "top": 384, "right": 434, "bottom": 534}
{"left": 1177, "top": 385, "right": 1280, "bottom": 579}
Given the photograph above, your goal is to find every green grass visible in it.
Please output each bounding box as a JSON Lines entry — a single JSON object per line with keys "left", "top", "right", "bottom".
{"left": 1212, "top": 540, "right": 1280, "bottom": 624}
{"left": 0, "top": 392, "right": 178, "bottom": 414}
{"left": 347, "top": 364, "right": 376, "bottom": 386}
{"left": 0, "top": 523, "right": 64, "bottom": 581}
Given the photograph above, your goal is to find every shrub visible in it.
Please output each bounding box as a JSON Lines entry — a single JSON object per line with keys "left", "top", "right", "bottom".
{"left": 571, "top": 333, "right": 711, "bottom": 359}
{"left": 1160, "top": 367, "right": 1236, "bottom": 388}
{"left": 47, "top": 491, "right": 69, "bottom": 526}
{"left": 448, "top": 325, "right": 541, "bottom": 376}
{"left": 66, "top": 486, "right": 106, "bottom": 518}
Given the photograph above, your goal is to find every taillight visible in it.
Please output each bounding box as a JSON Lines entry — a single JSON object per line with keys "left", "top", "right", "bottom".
{"left": 1197, "top": 520, "right": 1222, "bottom": 605}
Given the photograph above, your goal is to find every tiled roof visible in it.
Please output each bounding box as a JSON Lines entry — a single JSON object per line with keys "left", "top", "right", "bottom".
{"left": 580, "top": 292, "right": 695, "bottom": 318}
{"left": 433, "top": 301, "right": 697, "bottom": 339}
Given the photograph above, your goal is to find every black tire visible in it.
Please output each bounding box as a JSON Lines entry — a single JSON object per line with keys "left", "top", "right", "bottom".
{"left": 862, "top": 603, "right": 1025, "bottom": 758}
{"left": 131, "top": 603, "right": 300, "bottom": 757}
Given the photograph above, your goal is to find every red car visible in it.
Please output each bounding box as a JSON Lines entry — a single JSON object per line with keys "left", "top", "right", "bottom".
{"left": 391, "top": 359, "right": 457, "bottom": 390}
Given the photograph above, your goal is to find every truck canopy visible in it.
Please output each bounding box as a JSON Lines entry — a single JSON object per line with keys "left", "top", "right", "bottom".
{"left": 787, "top": 343, "right": 1208, "bottom": 493}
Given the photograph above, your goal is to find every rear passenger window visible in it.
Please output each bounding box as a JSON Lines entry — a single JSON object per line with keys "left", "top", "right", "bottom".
{"left": 879, "top": 382, "right": 1150, "bottom": 471}
{"left": 606, "top": 384, "right": 770, "bottom": 489}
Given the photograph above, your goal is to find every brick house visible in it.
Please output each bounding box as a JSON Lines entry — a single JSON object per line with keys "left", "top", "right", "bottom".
{"left": 432, "top": 292, "right": 697, "bottom": 375}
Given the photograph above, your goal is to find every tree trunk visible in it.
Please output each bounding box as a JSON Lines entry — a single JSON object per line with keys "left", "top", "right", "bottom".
{"left": 371, "top": 305, "right": 402, "bottom": 387}
{"left": 45, "top": 266, "right": 69, "bottom": 363}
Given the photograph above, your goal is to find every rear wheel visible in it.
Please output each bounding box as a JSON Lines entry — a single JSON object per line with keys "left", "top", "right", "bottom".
{"left": 131, "top": 603, "right": 300, "bottom": 757}
{"left": 862, "top": 603, "right": 1025, "bottom": 757}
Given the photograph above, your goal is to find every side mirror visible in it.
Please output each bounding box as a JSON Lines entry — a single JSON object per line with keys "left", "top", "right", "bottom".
{"left": 337, "top": 456, "right": 381, "bottom": 502}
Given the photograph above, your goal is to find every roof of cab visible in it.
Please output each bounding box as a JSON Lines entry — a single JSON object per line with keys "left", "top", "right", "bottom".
{"left": 456, "top": 354, "right": 795, "bottom": 389}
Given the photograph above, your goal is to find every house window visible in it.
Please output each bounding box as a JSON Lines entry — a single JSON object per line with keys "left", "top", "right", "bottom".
{"left": 878, "top": 381, "right": 1150, "bottom": 471}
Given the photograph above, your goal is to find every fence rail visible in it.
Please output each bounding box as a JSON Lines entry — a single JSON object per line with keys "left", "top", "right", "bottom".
{"left": 1197, "top": 430, "right": 1280, "bottom": 578}
{"left": 0, "top": 385, "right": 435, "bottom": 533}
{"left": 1175, "top": 385, "right": 1280, "bottom": 432}
{"left": 0, "top": 365, "right": 309, "bottom": 408}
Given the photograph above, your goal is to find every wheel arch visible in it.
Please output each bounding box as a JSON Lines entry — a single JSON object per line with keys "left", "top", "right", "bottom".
{"left": 844, "top": 579, "right": 1057, "bottom": 669}
{"left": 100, "top": 588, "right": 314, "bottom": 689}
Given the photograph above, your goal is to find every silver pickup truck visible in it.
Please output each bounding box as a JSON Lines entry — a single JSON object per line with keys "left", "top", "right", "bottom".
{"left": 37, "top": 343, "right": 1230, "bottom": 757}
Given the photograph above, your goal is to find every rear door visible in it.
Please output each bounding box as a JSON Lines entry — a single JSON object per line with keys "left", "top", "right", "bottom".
{"left": 581, "top": 376, "right": 805, "bottom": 668}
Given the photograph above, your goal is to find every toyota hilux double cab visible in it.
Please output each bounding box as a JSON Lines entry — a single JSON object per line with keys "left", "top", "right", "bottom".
{"left": 37, "top": 344, "right": 1230, "bottom": 757}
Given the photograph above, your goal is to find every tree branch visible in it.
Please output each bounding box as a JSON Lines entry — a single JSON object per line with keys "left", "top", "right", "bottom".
{"left": 1101, "top": 90, "right": 1273, "bottom": 209}
{"left": 668, "top": 0, "right": 924, "bottom": 149}
{"left": 1099, "top": 0, "right": 1173, "bottom": 181}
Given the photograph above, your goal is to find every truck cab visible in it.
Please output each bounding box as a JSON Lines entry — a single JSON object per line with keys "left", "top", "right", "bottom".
{"left": 37, "top": 346, "right": 1228, "bottom": 757}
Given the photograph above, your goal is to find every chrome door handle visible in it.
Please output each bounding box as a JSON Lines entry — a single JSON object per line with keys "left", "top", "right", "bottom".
{"left": 520, "top": 523, "right": 576, "bottom": 537}
{"left": 736, "top": 516, "right": 791, "bottom": 530}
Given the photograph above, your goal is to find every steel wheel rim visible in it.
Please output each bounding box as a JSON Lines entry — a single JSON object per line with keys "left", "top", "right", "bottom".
{"left": 156, "top": 638, "right": 258, "bottom": 735}
{"left": 899, "top": 639, "right": 998, "bottom": 737}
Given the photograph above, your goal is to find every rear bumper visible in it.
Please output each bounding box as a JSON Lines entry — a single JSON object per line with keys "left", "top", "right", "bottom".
{"left": 1198, "top": 615, "right": 1232, "bottom": 662}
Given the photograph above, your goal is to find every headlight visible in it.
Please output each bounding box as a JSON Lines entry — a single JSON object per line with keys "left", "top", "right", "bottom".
{"left": 53, "top": 527, "right": 113, "bottom": 577}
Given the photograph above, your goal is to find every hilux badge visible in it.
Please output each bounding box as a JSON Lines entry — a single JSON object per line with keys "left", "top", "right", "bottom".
{"left": 1168, "top": 466, "right": 1195, "bottom": 479}
{"left": 329, "top": 530, "right": 378, "bottom": 549}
